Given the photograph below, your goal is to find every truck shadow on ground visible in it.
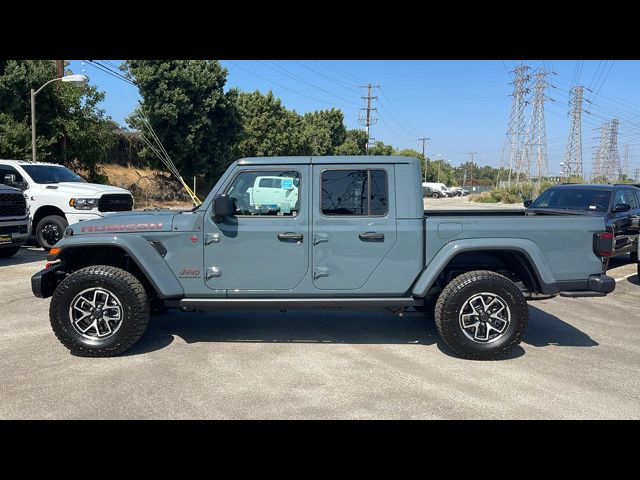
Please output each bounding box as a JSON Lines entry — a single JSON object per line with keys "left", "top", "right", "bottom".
{"left": 0, "top": 247, "right": 46, "bottom": 267}
{"left": 125, "top": 304, "right": 597, "bottom": 359}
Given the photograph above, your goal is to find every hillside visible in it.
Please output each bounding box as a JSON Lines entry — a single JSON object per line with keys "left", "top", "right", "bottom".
{"left": 101, "top": 164, "right": 195, "bottom": 210}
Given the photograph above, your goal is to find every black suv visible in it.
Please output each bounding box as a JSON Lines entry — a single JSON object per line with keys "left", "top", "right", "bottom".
{"left": 525, "top": 184, "right": 640, "bottom": 267}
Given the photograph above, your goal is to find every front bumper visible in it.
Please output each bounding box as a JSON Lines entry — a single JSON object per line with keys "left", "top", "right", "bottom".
{"left": 31, "top": 263, "right": 64, "bottom": 298}
{"left": 559, "top": 274, "right": 616, "bottom": 298}
{"left": 0, "top": 219, "right": 29, "bottom": 248}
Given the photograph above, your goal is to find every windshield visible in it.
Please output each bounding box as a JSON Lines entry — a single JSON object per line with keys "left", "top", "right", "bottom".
{"left": 21, "top": 165, "right": 86, "bottom": 184}
{"left": 530, "top": 188, "right": 611, "bottom": 212}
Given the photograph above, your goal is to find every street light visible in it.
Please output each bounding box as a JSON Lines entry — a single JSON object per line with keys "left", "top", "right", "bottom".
{"left": 31, "top": 74, "right": 88, "bottom": 162}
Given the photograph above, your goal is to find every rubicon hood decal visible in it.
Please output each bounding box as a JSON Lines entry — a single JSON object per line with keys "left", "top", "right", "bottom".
{"left": 80, "top": 223, "right": 164, "bottom": 233}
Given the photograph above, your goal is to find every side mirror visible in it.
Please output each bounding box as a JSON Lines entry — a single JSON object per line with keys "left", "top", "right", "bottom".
{"left": 213, "top": 194, "right": 234, "bottom": 221}
{"left": 523, "top": 199, "right": 533, "bottom": 208}
{"left": 613, "top": 203, "right": 631, "bottom": 213}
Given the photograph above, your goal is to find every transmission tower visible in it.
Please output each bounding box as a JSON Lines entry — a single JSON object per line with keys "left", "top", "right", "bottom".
{"left": 499, "top": 64, "right": 530, "bottom": 187}
{"left": 605, "top": 119, "right": 620, "bottom": 182}
{"left": 520, "top": 68, "right": 554, "bottom": 188}
{"left": 563, "top": 86, "right": 591, "bottom": 180}
{"left": 358, "top": 84, "right": 380, "bottom": 154}
{"left": 634, "top": 168, "right": 640, "bottom": 182}
{"left": 621, "top": 145, "right": 630, "bottom": 181}
{"left": 591, "top": 122, "right": 610, "bottom": 182}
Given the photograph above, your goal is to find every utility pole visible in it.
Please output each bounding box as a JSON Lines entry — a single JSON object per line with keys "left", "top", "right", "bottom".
{"left": 564, "top": 86, "right": 591, "bottom": 181}
{"left": 467, "top": 152, "right": 477, "bottom": 187}
{"left": 419, "top": 137, "right": 430, "bottom": 182}
{"left": 358, "top": 84, "right": 379, "bottom": 154}
{"left": 499, "top": 63, "right": 530, "bottom": 188}
{"left": 55, "top": 60, "right": 64, "bottom": 78}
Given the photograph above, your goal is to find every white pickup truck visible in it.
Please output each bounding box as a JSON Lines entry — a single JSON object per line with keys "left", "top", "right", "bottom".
{"left": 0, "top": 159, "right": 134, "bottom": 249}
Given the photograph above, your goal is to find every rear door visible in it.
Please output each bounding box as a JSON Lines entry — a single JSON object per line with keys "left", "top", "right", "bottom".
{"left": 612, "top": 188, "right": 638, "bottom": 252}
{"left": 311, "top": 165, "right": 396, "bottom": 290}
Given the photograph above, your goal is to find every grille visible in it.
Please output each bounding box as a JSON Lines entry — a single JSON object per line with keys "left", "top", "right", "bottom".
{"left": 98, "top": 194, "right": 134, "bottom": 212}
{"left": 0, "top": 193, "right": 27, "bottom": 217}
{"left": 0, "top": 225, "right": 28, "bottom": 234}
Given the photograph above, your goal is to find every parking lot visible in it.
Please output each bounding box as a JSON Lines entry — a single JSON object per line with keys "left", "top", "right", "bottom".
{"left": 1, "top": 231, "right": 638, "bottom": 419}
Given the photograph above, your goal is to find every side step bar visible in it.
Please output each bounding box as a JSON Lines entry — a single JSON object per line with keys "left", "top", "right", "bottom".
{"left": 176, "top": 297, "right": 418, "bottom": 311}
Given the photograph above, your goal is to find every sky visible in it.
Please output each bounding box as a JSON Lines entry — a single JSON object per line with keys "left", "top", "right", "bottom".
{"left": 68, "top": 60, "right": 640, "bottom": 179}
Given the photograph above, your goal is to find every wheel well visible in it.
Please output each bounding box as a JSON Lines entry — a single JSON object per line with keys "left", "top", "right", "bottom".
{"left": 58, "top": 246, "right": 159, "bottom": 300}
{"left": 32, "top": 206, "right": 66, "bottom": 233}
{"left": 431, "top": 249, "right": 542, "bottom": 298}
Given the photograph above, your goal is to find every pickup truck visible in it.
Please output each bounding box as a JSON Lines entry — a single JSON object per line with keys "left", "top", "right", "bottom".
{"left": 0, "top": 159, "right": 134, "bottom": 249}
{"left": 0, "top": 184, "right": 29, "bottom": 258}
{"left": 525, "top": 183, "right": 640, "bottom": 268}
{"left": 32, "top": 156, "right": 615, "bottom": 359}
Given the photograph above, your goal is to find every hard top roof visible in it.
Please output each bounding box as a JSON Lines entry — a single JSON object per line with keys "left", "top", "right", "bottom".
{"left": 237, "top": 155, "right": 419, "bottom": 166}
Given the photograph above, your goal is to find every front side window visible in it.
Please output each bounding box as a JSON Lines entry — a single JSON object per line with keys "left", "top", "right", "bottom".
{"left": 321, "top": 169, "right": 388, "bottom": 216}
{"left": 226, "top": 170, "right": 300, "bottom": 216}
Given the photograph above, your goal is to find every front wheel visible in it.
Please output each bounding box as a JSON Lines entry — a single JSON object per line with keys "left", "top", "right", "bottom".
{"left": 435, "top": 270, "right": 528, "bottom": 360}
{"left": 36, "top": 215, "right": 68, "bottom": 250}
{"left": 432, "top": 192, "right": 440, "bottom": 198}
{"left": 49, "top": 265, "right": 149, "bottom": 357}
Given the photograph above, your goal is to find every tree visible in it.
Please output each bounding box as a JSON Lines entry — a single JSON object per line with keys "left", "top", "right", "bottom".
{"left": 334, "top": 129, "right": 368, "bottom": 155}
{"left": 300, "top": 109, "right": 347, "bottom": 155}
{"left": 233, "top": 90, "right": 305, "bottom": 158}
{"left": 397, "top": 148, "right": 426, "bottom": 176}
{"left": 0, "top": 60, "right": 115, "bottom": 181}
{"left": 123, "top": 60, "right": 242, "bottom": 181}
{"left": 369, "top": 140, "right": 395, "bottom": 156}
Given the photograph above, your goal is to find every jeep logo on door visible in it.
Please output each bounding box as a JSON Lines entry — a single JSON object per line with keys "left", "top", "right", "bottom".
{"left": 178, "top": 267, "right": 201, "bottom": 278}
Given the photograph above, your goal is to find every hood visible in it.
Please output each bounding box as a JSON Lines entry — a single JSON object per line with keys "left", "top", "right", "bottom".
{"left": 67, "top": 210, "right": 179, "bottom": 235}
{"left": 39, "top": 182, "right": 131, "bottom": 197}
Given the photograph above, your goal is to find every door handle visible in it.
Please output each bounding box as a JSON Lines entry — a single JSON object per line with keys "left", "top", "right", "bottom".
{"left": 359, "top": 232, "right": 384, "bottom": 242}
{"left": 278, "top": 232, "right": 303, "bottom": 242}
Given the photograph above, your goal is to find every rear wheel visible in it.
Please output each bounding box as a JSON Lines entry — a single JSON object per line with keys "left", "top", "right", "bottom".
{"left": 435, "top": 270, "right": 528, "bottom": 360}
{"left": 432, "top": 192, "right": 440, "bottom": 199}
{"left": 36, "top": 215, "right": 68, "bottom": 250}
{"left": 0, "top": 246, "right": 21, "bottom": 258}
{"left": 49, "top": 265, "right": 149, "bottom": 357}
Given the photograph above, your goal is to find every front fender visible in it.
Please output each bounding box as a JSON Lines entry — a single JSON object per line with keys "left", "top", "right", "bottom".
{"left": 51, "top": 235, "right": 184, "bottom": 299}
{"left": 411, "top": 238, "right": 556, "bottom": 297}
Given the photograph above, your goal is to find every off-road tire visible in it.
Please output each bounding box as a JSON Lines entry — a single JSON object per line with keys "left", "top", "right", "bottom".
{"left": 0, "top": 246, "right": 21, "bottom": 258}
{"left": 50, "top": 265, "right": 149, "bottom": 357}
{"left": 36, "top": 215, "right": 68, "bottom": 250}
{"left": 435, "top": 270, "right": 528, "bottom": 360}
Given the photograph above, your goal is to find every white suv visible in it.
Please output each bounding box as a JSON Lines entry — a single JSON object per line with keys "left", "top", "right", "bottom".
{"left": 0, "top": 160, "right": 133, "bottom": 249}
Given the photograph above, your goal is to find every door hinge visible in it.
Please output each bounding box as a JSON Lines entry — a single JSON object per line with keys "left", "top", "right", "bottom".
{"left": 205, "top": 266, "right": 222, "bottom": 280}
{"left": 313, "top": 267, "right": 329, "bottom": 280}
{"left": 205, "top": 232, "right": 221, "bottom": 245}
{"left": 313, "top": 233, "right": 329, "bottom": 245}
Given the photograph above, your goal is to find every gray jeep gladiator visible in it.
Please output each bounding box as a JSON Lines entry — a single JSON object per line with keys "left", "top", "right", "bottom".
{"left": 32, "top": 156, "right": 615, "bottom": 359}
{"left": 0, "top": 184, "right": 29, "bottom": 258}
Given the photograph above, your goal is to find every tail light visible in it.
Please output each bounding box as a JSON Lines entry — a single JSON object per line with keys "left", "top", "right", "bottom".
{"left": 594, "top": 231, "right": 614, "bottom": 257}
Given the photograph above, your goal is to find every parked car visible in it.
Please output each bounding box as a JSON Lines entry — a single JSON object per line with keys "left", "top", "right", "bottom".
{"left": 449, "top": 187, "right": 469, "bottom": 196}
{"left": 0, "top": 160, "right": 134, "bottom": 249}
{"left": 34, "top": 155, "right": 615, "bottom": 360}
{"left": 0, "top": 184, "right": 29, "bottom": 258}
{"left": 525, "top": 184, "right": 640, "bottom": 268}
{"left": 423, "top": 182, "right": 450, "bottom": 198}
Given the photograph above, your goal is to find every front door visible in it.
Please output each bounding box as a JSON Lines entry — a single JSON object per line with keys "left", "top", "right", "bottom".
{"left": 203, "top": 166, "right": 309, "bottom": 291}
{"left": 311, "top": 165, "right": 396, "bottom": 290}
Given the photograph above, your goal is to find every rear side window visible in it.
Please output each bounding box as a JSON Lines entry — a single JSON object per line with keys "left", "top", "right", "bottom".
{"left": 0, "top": 165, "right": 24, "bottom": 185}
{"left": 321, "top": 169, "right": 388, "bottom": 216}
{"left": 615, "top": 189, "right": 639, "bottom": 209}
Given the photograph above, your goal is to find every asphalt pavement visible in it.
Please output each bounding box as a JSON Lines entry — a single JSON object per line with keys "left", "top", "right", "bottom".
{"left": 1, "top": 213, "right": 638, "bottom": 419}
